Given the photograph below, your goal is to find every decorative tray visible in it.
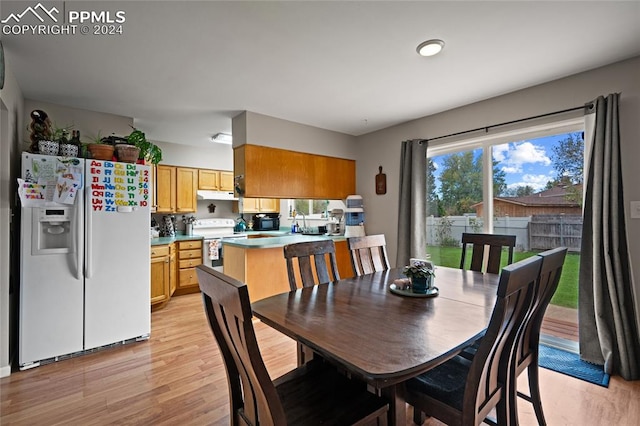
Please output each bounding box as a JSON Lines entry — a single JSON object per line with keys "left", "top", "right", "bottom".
{"left": 389, "top": 283, "right": 439, "bottom": 298}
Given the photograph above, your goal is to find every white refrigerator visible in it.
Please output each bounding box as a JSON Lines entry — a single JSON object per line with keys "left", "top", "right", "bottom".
{"left": 19, "top": 152, "right": 151, "bottom": 369}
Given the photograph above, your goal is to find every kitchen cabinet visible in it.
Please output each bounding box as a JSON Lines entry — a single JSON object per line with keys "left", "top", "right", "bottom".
{"left": 174, "top": 239, "right": 203, "bottom": 295}
{"left": 198, "top": 169, "right": 220, "bottom": 190}
{"left": 234, "top": 144, "right": 355, "bottom": 199}
{"left": 220, "top": 171, "right": 234, "bottom": 191}
{"left": 150, "top": 244, "right": 173, "bottom": 308}
{"left": 150, "top": 164, "right": 157, "bottom": 213}
{"left": 233, "top": 197, "right": 279, "bottom": 213}
{"left": 156, "top": 165, "right": 197, "bottom": 213}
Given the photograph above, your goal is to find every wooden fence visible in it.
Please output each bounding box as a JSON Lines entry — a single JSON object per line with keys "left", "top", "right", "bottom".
{"left": 529, "top": 214, "right": 583, "bottom": 251}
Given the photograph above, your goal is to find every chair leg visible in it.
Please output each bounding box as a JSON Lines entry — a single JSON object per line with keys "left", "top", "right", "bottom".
{"left": 412, "top": 406, "right": 425, "bottom": 425}
{"left": 528, "top": 363, "right": 547, "bottom": 426}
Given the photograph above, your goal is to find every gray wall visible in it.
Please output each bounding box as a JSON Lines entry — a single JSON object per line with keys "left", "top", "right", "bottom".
{"left": 0, "top": 59, "right": 24, "bottom": 377}
{"left": 355, "top": 56, "right": 640, "bottom": 329}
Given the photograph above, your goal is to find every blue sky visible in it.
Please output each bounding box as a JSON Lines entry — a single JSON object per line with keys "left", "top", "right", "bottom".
{"left": 431, "top": 132, "right": 576, "bottom": 195}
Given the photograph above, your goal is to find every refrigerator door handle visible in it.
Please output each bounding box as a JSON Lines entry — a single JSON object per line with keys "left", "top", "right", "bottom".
{"left": 86, "top": 188, "right": 93, "bottom": 279}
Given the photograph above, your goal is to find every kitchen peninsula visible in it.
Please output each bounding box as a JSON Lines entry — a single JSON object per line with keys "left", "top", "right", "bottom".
{"left": 223, "top": 233, "right": 353, "bottom": 302}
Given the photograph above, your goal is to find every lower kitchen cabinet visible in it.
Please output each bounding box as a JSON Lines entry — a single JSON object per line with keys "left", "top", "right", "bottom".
{"left": 150, "top": 244, "right": 173, "bottom": 309}
{"left": 175, "top": 239, "right": 203, "bottom": 295}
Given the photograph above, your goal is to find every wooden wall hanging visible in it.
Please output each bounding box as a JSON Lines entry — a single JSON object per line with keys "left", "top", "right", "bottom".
{"left": 375, "top": 166, "right": 387, "bottom": 195}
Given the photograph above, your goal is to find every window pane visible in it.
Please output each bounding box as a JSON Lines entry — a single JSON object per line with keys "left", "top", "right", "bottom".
{"left": 294, "top": 200, "right": 309, "bottom": 215}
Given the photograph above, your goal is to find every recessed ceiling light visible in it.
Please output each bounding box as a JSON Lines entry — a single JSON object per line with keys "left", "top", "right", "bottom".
{"left": 211, "top": 133, "right": 232, "bottom": 144}
{"left": 416, "top": 39, "right": 444, "bottom": 57}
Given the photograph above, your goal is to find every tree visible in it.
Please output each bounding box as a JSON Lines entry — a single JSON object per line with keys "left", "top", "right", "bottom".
{"left": 426, "top": 158, "right": 439, "bottom": 216}
{"left": 551, "top": 132, "right": 584, "bottom": 184}
{"left": 437, "top": 150, "right": 506, "bottom": 216}
{"left": 502, "top": 185, "right": 535, "bottom": 197}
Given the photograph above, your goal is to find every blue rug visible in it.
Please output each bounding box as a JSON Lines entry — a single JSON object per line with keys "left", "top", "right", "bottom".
{"left": 538, "top": 344, "right": 610, "bottom": 387}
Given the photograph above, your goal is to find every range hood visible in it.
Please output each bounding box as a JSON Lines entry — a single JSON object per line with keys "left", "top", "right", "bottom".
{"left": 196, "top": 190, "right": 238, "bottom": 201}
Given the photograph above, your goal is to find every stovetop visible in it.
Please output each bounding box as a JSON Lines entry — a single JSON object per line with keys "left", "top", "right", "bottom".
{"left": 192, "top": 218, "right": 236, "bottom": 238}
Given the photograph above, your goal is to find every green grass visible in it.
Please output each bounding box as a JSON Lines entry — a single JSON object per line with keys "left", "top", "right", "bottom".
{"left": 426, "top": 246, "right": 579, "bottom": 309}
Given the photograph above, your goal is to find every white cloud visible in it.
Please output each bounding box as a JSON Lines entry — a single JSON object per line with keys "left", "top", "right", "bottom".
{"left": 495, "top": 141, "right": 551, "bottom": 173}
{"left": 506, "top": 173, "right": 554, "bottom": 191}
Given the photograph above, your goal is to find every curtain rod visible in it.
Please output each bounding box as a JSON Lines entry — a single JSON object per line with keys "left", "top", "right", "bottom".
{"left": 422, "top": 103, "right": 593, "bottom": 143}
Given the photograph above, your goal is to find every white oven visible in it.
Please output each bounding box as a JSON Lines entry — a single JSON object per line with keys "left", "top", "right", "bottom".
{"left": 193, "top": 219, "right": 246, "bottom": 272}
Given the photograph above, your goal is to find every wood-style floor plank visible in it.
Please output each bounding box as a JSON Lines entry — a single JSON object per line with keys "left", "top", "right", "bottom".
{"left": 1, "top": 293, "right": 638, "bottom": 425}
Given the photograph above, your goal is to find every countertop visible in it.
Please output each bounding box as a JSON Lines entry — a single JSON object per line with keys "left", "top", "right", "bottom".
{"left": 150, "top": 234, "right": 205, "bottom": 246}
{"left": 222, "top": 231, "right": 346, "bottom": 249}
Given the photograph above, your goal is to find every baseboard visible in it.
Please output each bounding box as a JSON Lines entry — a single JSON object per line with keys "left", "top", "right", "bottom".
{"left": 0, "top": 364, "right": 11, "bottom": 378}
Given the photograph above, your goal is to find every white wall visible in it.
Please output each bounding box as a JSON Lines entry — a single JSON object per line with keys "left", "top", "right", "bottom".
{"left": 0, "top": 59, "right": 25, "bottom": 377}
{"left": 233, "top": 111, "right": 358, "bottom": 160}
{"left": 155, "top": 140, "right": 233, "bottom": 170}
{"left": 355, "top": 56, "right": 640, "bottom": 324}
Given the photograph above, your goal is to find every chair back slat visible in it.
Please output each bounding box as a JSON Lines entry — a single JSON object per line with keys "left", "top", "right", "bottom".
{"left": 460, "top": 233, "right": 516, "bottom": 274}
{"left": 283, "top": 240, "right": 340, "bottom": 290}
{"left": 197, "top": 265, "right": 287, "bottom": 425}
{"left": 514, "top": 247, "right": 567, "bottom": 371}
{"left": 463, "top": 255, "right": 541, "bottom": 424}
{"left": 347, "top": 234, "right": 390, "bottom": 276}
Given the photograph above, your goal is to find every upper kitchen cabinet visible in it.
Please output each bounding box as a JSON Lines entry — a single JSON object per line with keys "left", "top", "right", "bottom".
{"left": 234, "top": 144, "right": 355, "bottom": 199}
{"left": 156, "top": 165, "right": 197, "bottom": 213}
{"left": 198, "top": 169, "right": 234, "bottom": 191}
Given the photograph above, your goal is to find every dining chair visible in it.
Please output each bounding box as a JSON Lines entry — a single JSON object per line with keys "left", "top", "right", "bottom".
{"left": 509, "top": 247, "right": 567, "bottom": 426}
{"left": 283, "top": 239, "right": 340, "bottom": 290}
{"left": 405, "top": 255, "right": 542, "bottom": 426}
{"left": 347, "top": 234, "right": 390, "bottom": 276}
{"left": 196, "top": 265, "right": 389, "bottom": 426}
{"left": 283, "top": 239, "right": 340, "bottom": 365}
{"left": 460, "top": 232, "right": 517, "bottom": 274}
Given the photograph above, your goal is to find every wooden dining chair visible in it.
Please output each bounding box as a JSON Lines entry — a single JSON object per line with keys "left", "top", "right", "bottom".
{"left": 460, "top": 233, "right": 517, "bottom": 274}
{"left": 283, "top": 240, "right": 340, "bottom": 365}
{"left": 283, "top": 240, "right": 340, "bottom": 290}
{"left": 347, "top": 234, "right": 390, "bottom": 276}
{"left": 196, "top": 265, "right": 389, "bottom": 426}
{"left": 509, "top": 247, "right": 567, "bottom": 426}
{"left": 405, "top": 255, "right": 542, "bottom": 426}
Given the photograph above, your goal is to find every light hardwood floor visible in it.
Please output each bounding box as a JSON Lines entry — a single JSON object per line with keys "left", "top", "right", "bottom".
{"left": 2, "top": 293, "right": 639, "bottom": 425}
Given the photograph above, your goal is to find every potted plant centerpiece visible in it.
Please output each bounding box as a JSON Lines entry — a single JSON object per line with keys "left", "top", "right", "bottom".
{"left": 403, "top": 260, "right": 435, "bottom": 294}
{"left": 51, "top": 123, "right": 77, "bottom": 157}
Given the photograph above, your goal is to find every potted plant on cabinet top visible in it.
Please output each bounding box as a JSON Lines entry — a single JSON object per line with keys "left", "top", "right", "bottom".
{"left": 85, "top": 131, "right": 115, "bottom": 161}
{"left": 126, "top": 126, "right": 162, "bottom": 164}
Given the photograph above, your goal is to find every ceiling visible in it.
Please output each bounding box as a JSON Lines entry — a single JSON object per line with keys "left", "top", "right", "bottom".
{"left": 3, "top": 1, "right": 640, "bottom": 147}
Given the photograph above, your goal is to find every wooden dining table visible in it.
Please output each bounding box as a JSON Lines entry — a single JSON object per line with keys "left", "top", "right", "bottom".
{"left": 251, "top": 266, "right": 500, "bottom": 425}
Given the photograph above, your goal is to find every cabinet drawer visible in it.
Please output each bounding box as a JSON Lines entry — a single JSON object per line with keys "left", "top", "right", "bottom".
{"left": 178, "top": 240, "right": 202, "bottom": 250}
{"left": 150, "top": 246, "right": 170, "bottom": 258}
{"left": 179, "top": 268, "right": 199, "bottom": 286}
{"left": 179, "top": 249, "right": 202, "bottom": 260}
{"left": 179, "top": 258, "right": 202, "bottom": 269}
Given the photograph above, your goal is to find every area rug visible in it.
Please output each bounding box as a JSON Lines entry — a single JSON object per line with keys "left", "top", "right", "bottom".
{"left": 538, "top": 344, "right": 610, "bottom": 387}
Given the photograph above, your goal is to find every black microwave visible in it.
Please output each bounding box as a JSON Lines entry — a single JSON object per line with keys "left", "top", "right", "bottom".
{"left": 252, "top": 213, "right": 280, "bottom": 231}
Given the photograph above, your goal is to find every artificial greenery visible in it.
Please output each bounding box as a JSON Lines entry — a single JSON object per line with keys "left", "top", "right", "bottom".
{"left": 402, "top": 261, "right": 435, "bottom": 279}
{"left": 127, "top": 126, "right": 162, "bottom": 164}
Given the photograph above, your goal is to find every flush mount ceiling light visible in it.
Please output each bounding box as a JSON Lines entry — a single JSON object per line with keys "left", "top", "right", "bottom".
{"left": 211, "top": 132, "right": 232, "bottom": 144}
{"left": 416, "top": 39, "right": 445, "bottom": 57}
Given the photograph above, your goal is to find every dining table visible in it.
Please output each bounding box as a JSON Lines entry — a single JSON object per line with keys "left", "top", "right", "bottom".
{"left": 251, "top": 266, "right": 500, "bottom": 425}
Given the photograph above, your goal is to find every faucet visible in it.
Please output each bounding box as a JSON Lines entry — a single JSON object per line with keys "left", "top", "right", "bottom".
{"left": 299, "top": 212, "right": 307, "bottom": 233}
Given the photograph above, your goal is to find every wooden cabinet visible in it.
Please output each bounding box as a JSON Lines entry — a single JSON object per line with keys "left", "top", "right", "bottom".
{"left": 156, "top": 166, "right": 197, "bottom": 213}
{"left": 234, "top": 197, "right": 279, "bottom": 213}
{"left": 150, "top": 244, "right": 173, "bottom": 308}
{"left": 155, "top": 165, "right": 176, "bottom": 213}
{"left": 198, "top": 169, "right": 234, "bottom": 191}
{"left": 175, "top": 239, "right": 203, "bottom": 295}
{"left": 220, "top": 171, "right": 234, "bottom": 191}
{"left": 234, "top": 144, "right": 355, "bottom": 199}
{"left": 198, "top": 169, "right": 220, "bottom": 190}
{"left": 150, "top": 164, "right": 157, "bottom": 212}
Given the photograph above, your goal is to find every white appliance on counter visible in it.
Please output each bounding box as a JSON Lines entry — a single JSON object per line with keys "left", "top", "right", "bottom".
{"left": 19, "top": 153, "right": 151, "bottom": 370}
{"left": 192, "top": 218, "right": 246, "bottom": 272}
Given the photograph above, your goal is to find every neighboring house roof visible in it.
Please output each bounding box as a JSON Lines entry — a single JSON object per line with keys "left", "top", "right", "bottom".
{"left": 472, "top": 185, "right": 582, "bottom": 208}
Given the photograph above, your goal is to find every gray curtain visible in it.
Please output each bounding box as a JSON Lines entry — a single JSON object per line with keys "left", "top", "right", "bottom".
{"left": 396, "top": 139, "right": 427, "bottom": 267}
{"left": 579, "top": 93, "right": 640, "bottom": 380}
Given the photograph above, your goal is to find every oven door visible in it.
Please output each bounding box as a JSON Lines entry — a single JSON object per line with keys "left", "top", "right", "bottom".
{"left": 202, "top": 238, "right": 224, "bottom": 272}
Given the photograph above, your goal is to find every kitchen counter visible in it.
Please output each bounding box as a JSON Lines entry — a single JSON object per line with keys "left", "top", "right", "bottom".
{"left": 151, "top": 234, "right": 205, "bottom": 246}
{"left": 223, "top": 231, "right": 346, "bottom": 249}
